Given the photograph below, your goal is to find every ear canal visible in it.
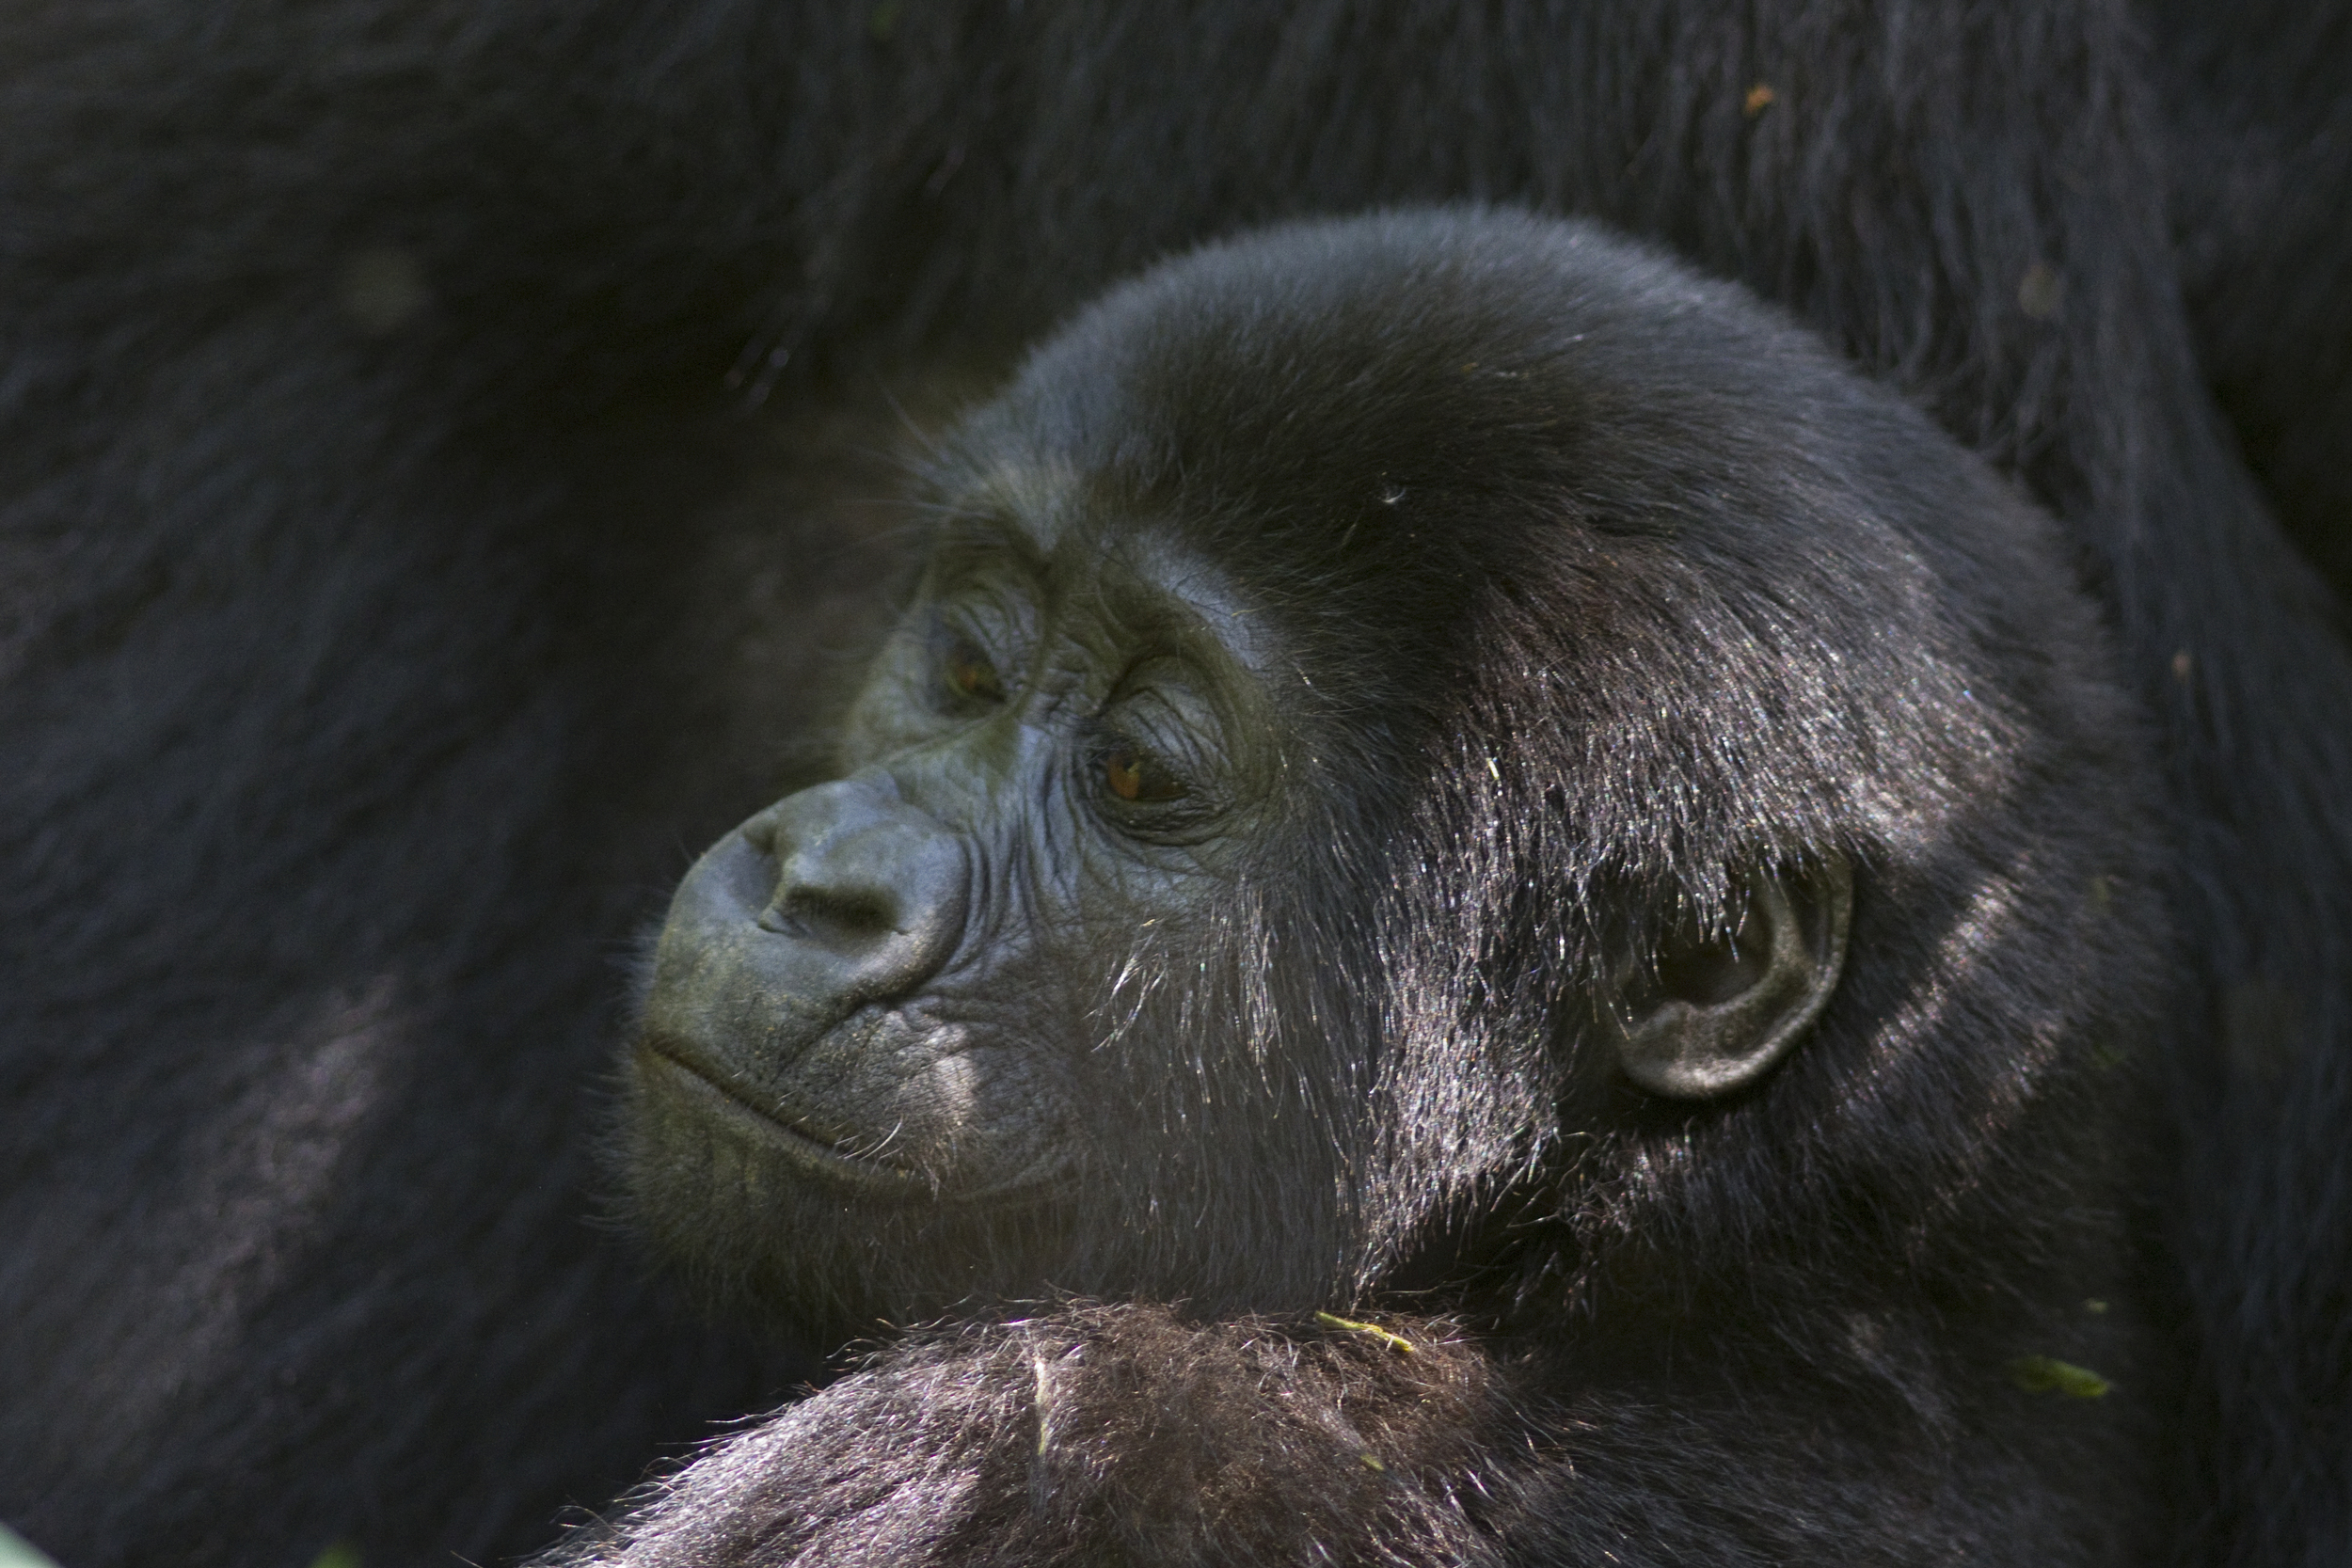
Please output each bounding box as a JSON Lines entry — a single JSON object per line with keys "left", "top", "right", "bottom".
{"left": 1610, "top": 856, "right": 1853, "bottom": 1101}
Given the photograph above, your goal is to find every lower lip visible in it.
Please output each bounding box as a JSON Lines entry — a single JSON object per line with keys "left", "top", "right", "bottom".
{"left": 636, "top": 1039, "right": 930, "bottom": 1196}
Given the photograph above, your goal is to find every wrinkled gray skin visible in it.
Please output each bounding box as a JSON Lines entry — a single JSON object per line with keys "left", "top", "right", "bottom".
{"left": 631, "top": 523, "right": 1283, "bottom": 1208}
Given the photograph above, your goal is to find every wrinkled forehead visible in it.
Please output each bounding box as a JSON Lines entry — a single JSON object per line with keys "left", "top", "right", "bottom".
{"left": 922, "top": 458, "right": 1284, "bottom": 676}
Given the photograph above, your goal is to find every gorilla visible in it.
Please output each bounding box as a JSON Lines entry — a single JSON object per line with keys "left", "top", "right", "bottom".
{"left": 2, "top": 5, "right": 2347, "bottom": 1567}
{"left": 541, "top": 209, "right": 2179, "bottom": 1564}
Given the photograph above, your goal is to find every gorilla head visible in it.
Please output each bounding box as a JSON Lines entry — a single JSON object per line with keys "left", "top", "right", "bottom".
{"left": 618, "top": 210, "right": 2164, "bottom": 1349}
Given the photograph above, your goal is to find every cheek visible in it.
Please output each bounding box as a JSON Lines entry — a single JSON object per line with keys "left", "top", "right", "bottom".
{"left": 897, "top": 1034, "right": 1083, "bottom": 1190}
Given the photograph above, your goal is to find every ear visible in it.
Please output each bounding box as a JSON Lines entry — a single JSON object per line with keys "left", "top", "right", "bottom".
{"left": 1606, "top": 857, "right": 1852, "bottom": 1101}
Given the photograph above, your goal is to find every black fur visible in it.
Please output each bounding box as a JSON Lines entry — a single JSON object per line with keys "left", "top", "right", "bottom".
{"left": 545, "top": 206, "right": 2183, "bottom": 1564}
{"left": 0, "top": 6, "right": 2344, "bottom": 1566}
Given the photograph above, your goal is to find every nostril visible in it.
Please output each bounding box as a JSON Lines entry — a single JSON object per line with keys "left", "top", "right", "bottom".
{"left": 757, "top": 886, "right": 900, "bottom": 946}
{"left": 739, "top": 804, "right": 787, "bottom": 857}
{"left": 737, "top": 774, "right": 968, "bottom": 998}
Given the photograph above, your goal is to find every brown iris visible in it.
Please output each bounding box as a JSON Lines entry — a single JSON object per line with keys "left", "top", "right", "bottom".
{"left": 945, "top": 639, "right": 1004, "bottom": 703}
{"left": 1104, "top": 746, "right": 1184, "bottom": 801}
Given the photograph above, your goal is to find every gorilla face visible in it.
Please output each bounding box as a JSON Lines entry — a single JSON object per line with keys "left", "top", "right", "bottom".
{"left": 634, "top": 515, "right": 1284, "bottom": 1203}
{"left": 617, "top": 209, "right": 2138, "bottom": 1351}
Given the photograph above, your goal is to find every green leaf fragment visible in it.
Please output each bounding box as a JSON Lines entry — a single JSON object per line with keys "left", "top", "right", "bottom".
{"left": 2009, "top": 1355, "right": 2112, "bottom": 1398}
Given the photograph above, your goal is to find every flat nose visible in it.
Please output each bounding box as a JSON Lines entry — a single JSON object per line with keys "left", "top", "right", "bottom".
{"left": 740, "top": 773, "right": 968, "bottom": 1001}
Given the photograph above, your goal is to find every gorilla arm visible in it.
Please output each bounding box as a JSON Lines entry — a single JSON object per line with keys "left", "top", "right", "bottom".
{"left": 538, "top": 1305, "right": 1502, "bottom": 1567}
{"left": 539, "top": 1287, "right": 2110, "bottom": 1568}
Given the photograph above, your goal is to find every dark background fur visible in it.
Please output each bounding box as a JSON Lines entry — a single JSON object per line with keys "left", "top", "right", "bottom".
{"left": 0, "top": 2, "right": 2344, "bottom": 1564}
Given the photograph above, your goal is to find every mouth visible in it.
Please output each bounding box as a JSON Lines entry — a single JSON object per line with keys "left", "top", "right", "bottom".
{"left": 637, "top": 1035, "right": 930, "bottom": 1196}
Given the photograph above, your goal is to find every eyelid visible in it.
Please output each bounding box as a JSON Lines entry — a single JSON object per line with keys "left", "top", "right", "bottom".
{"left": 1097, "top": 702, "right": 1185, "bottom": 770}
{"left": 930, "top": 594, "right": 1024, "bottom": 672}
{"left": 1108, "top": 679, "right": 1223, "bottom": 764}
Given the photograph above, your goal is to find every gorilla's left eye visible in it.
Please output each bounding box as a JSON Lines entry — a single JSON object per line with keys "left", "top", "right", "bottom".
{"left": 1101, "top": 745, "right": 1188, "bottom": 802}
{"left": 942, "top": 635, "right": 1006, "bottom": 705}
